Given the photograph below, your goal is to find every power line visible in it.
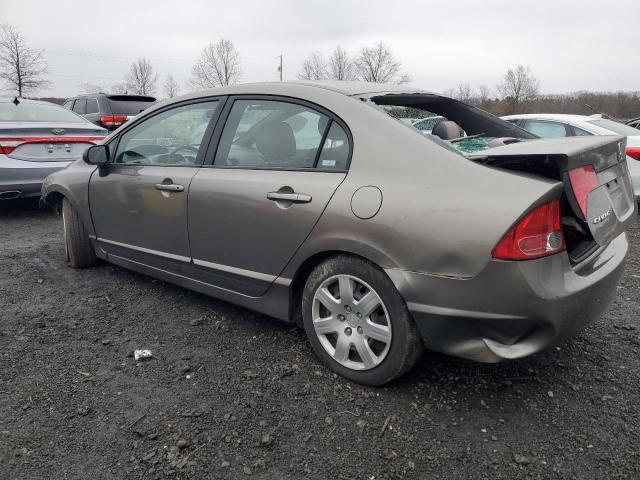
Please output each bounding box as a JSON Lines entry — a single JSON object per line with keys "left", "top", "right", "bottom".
{"left": 45, "top": 50, "right": 191, "bottom": 63}
{"left": 48, "top": 72, "right": 123, "bottom": 81}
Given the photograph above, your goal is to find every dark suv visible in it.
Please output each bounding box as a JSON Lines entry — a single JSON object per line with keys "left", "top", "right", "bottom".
{"left": 62, "top": 93, "right": 156, "bottom": 131}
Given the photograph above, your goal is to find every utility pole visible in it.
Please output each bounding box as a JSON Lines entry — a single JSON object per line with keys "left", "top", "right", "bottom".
{"left": 277, "top": 54, "right": 283, "bottom": 81}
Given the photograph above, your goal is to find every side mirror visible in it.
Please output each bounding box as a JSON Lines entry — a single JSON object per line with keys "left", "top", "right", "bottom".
{"left": 83, "top": 144, "right": 110, "bottom": 165}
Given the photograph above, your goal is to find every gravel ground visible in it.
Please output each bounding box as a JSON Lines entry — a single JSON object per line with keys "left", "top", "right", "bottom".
{"left": 1, "top": 199, "right": 639, "bottom": 480}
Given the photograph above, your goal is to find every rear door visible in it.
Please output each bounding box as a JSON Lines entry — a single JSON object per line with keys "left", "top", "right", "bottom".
{"left": 187, "top": 97, "right": 351, "bottom": 296}
{"left": 89, "top": 99, "right": 223, "bottom": 271}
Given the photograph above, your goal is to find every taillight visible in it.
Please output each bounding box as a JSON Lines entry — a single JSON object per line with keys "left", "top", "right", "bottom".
{"left": 99, "top": 115, "right": 128, "bottom": 128}
{"left": 627, "top": 147, "right": 640, "bottom": 160}
{"left": 492, "top": 200, "right": 565, "bottom": 260}
{"left": 0, "top": 139, "right": 24, "bottom": 154}
{"left": 0, "top": 136, "right": 105, "bottom": 154}
{"left": 568, "top": 165, "right": 599, "bottom": 218}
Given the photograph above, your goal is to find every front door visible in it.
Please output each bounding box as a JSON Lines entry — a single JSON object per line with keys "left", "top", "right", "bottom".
{"left": 188, "top": 97, "right": 351, "bottom": 296}
{"left": 89, "top": 99, "right": 222, "bottom": 271}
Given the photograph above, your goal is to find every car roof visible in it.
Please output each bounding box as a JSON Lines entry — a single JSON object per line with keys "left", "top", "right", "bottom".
{"left": 174, "top": 81, "right": 431, "bottom": 100}
{"left": 288, "top": 80, "right": 431, "bottom": 96}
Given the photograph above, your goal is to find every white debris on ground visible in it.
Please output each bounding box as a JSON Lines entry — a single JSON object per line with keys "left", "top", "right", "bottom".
{"left": 134, "top": 349, "right": 153, "bottom": 361}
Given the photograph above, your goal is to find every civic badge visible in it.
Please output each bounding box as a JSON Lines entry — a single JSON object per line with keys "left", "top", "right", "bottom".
{"left": 51, "top": 128, "right": 65, "bottom": 135}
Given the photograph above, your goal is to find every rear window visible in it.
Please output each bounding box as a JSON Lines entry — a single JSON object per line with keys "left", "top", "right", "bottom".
{"left": 107, "top": 95, "right": 156, "bottom": 115}
{"left": 371, "top": 94, "right": 535, "bottom": 156}
{"left": 586, "top": 119, "right": 640, "bottom": 136}
{"left": 0, "top": 102, "right": 86, "bottom": 123}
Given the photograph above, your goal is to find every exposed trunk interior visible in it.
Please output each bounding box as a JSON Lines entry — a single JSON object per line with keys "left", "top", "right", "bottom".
{"left": 470, "top": 138, "right": 636, "bottom": 264}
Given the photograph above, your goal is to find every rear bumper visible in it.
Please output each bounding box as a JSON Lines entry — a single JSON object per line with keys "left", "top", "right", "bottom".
{"left": 385, "top": 233, "right": 628, "bottom": 363}
{"left": 0, "top": 156, "right": 71, "bottom": 199}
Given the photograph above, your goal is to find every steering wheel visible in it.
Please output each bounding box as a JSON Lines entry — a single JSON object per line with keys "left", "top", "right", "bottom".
{"left": 169, "top": 145, "right": 200, "bottom": 163}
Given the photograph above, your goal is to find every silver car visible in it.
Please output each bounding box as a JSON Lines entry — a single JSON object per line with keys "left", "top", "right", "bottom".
{"left": 0, "top": 98, "right": 106, "bottom": 200}
{"left": 42, "top": 82, "right": 636, "bottom": 385}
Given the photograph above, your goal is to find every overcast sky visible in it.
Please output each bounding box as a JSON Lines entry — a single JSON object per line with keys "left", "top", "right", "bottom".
{"left": 4, "top": 0, "right": 640, "bottom": 98}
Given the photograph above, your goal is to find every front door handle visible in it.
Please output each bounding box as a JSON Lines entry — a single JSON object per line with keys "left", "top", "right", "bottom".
{"left": 155, "top": 183, "right": 184, "bottom": 192}
{"left": 267, "top": 191, "right": 312, "bottom": 203}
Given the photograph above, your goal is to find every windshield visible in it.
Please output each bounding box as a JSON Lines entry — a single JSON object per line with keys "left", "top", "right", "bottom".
{"left": 369, "top": 94, "right": 535, "bottom": 155}
{"left": 0, "top": 102, "right": 87, "bottom": 123}
{"left": 587, "top": 119, "right": 640, "bottom": 136}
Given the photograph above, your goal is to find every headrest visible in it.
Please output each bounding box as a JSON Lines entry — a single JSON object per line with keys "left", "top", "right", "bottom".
{"left": 432, "top": 120, "right": 461, "bottom": 140}
{"left": 256, "top": 122, "right": 296, "bottom": 161}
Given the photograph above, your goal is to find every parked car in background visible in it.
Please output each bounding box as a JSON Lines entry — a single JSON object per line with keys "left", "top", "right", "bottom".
{"left": 625, "top": 117, "right": 640, "bottom": 130}
{"left": 0, "top": 98, "right": 106, "bottom": 200}
{"left": 42, "top": 81, "right": 635, "bottom": 385}
{"left": 412, "top": 115, "right": 446, "bottom": 134}
{"left": 503, "top": 113, "right": 640, "bottom": 199}
{"left": 63, "top": 93, "right": 156, "bottom": 132}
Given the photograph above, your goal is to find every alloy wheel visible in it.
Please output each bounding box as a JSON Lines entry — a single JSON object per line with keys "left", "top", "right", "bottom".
{"left": 311, "top": 274, "right": 392, "bottom": 370}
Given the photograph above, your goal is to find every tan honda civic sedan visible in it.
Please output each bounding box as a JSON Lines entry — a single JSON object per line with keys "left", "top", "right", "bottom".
{"left": 42, "top": 81, "right": 635, "bottom": 385}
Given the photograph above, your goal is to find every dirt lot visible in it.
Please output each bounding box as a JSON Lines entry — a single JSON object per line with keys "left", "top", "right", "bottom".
{"left": 1, "top": 199, "right": 639, "bottom": 480}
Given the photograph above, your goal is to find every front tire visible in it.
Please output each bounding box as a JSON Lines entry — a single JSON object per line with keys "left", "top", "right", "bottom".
{"left": 302, "top": 255, "right": 423, "bottom": 385}
{"left": 62, "top": 198, "right": 97, "bottom": 268}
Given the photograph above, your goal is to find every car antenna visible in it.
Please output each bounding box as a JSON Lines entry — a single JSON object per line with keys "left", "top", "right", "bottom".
{"left": 12, "top": 96, "right": 20, "bottom": 106}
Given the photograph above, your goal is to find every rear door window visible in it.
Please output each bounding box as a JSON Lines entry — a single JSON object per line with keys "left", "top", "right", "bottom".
{"left": 214, "top": 99, "right": 332, "bottom": 169}
{"left": 317, "top": 122, "right": 350, "bottom": 170}
{"left": 570, "top": 125, "right": 593, "bottom": 136}
{"left": 86, "top": 98, "right": 99, "bottom": 114}
{"left": 523, "top": 120, "right": 568, "bottom": 138}
{"left": 72, "top": 98, "right": 86, "bottom": 115}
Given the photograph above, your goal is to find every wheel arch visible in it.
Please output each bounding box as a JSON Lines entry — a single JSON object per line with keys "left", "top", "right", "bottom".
{"left": 287, "top": 248, "right": 395, "bottom": 326}
{"left": 42, "top": 190, "right": 66, "bottom": 212}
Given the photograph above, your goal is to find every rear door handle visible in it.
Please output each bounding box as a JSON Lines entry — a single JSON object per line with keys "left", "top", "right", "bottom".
{"left": 267, "top": 192, "right": 312, "bottom": 203}
{"left": 155, "top": 183, "right": 184, "bottom": 192}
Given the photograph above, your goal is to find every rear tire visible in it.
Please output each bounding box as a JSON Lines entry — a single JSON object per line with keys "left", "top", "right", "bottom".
{"left": 62, "top": 198, "right": 97, "bottom": 268}
{"left": 302, "top": 255, "right": 423, "bottom": 385}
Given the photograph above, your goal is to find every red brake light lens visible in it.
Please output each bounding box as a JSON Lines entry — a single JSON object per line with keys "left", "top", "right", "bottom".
{"left": 627, "top": 147, "right": 640, "bottom": 160}
{"left": 492, "top": 200, "right": 565, "bottom": 260}
{"left": 99, "top": 115, "right": 128, "bottom": 128}
{"left": 568, "top": 165, "right": 599, "bottom": 218}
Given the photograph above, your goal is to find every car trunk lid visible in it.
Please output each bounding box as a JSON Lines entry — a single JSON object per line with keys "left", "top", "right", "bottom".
{"left": 469, "top": 136, "right": 636, "bottom": 262}
{"left": 0, "top": 123, "right": 106, "bottom": 162}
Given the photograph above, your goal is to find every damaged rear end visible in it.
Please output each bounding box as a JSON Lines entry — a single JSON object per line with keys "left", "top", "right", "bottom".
{"left": 392, "top": 135, "right": 635, "bottom": 363}
{"left": 470, "top": 136, "right": 636, "bottom": 264}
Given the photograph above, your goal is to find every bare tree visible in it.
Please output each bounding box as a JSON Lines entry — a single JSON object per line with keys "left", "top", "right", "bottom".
{"left": 0, "top": 24, "right": 50, "bottom": 96}
{"left": 110, "top": 82, "right": 128, "bottom": 94}
{"left": 78, "top": 82, "right": 105, "bottom": 94}
{"left": 298, "top": 52, "right": 328, "bottom": 80}
{"left": 125, "top": 58, "right": 157, "bottom": 95}
{"left": 354, "top": 42, "right": 409, "bottom": 84}
{"left": 442, "top": 87, "right": 456, "bottom": 98}
{"left": 191, "top": 39, "right": 241, "bottom": 89}
{"left": 478, "top": 85, "right": 491, "bottom": 104}
{"left": 328, "top": 46, "right": 355, "bottom": 81}
{"left": 454, "top": 83, "right": 474, "bottom": 103}
{"left": 497, "top": 64, "right": 540, "bottom": 114}
{"left": 163, "top": 74, "right": 179, "bottom": 98}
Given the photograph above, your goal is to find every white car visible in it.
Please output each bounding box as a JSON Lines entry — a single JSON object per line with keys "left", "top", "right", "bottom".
{"left": 502, "top": 114, "right": 640, "bottom": 199}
